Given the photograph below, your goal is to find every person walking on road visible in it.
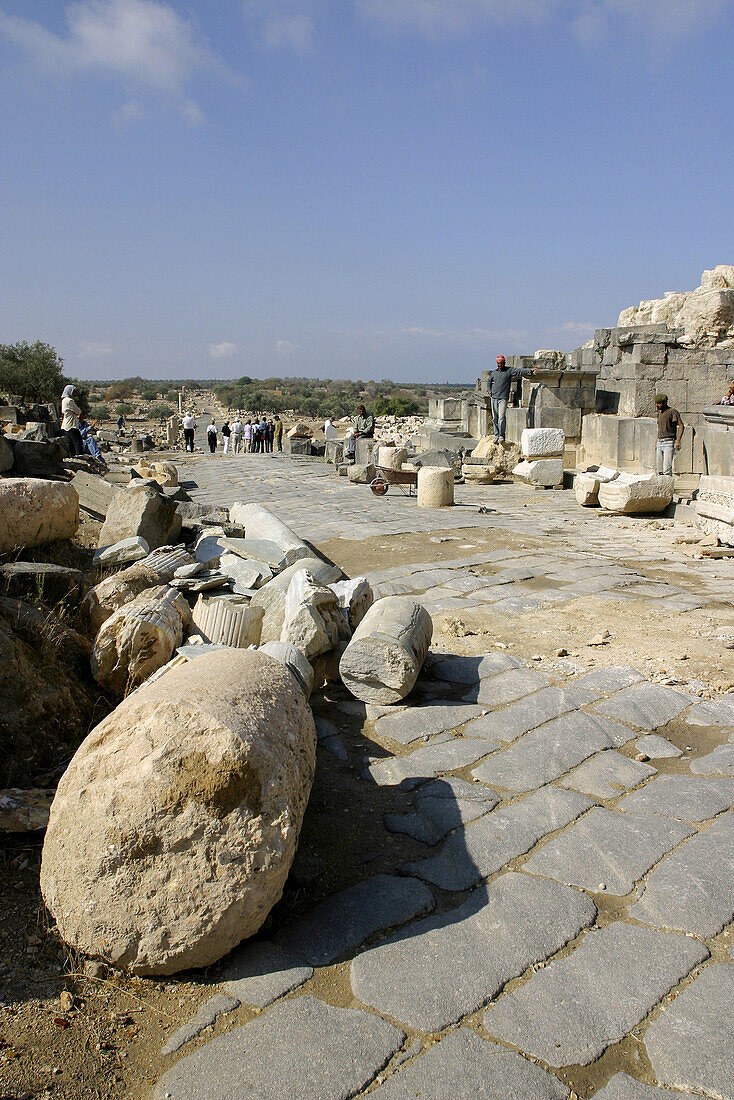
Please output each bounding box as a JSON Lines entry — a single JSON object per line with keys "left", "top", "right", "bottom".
{"left": 221, "top": 420, "right": 231, "bottom": 454}
{"left": 274, "top": 415, "right": 283, "bottom": 451}
{"left": 206, "top": 418, "right": 218, "bottom": 454}
{"left": 232, "top": 416, "right": 243, "bottom": 453}
{"left": 182, "top": 410, "right": 196, "bottom": 453}
{"left": 488, "top": 355, "right": 535, "bottom": 444}
{"left": 655, "top": 394, "right": 684, "bottom": 476}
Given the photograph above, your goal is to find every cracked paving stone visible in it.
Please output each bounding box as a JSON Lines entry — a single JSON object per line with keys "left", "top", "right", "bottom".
{"left": 403, "top": 787, "right": 593, "bottom": 891}
{"left": 634, "top": 735, "right": 683, "bottom": 760}
{"left": 470, "top": 713, "right": 635, "bottom": 793}
{"left": 630, "top": 814, "right": 734, "bottom": 938}
{"left": 593, "top": 1073, "right": 689, "bottom": 1098}
{"left": 690, "top": 744, "right": 734, "bottom": 775}
{"left": 369, "top": 1027, "right": 570, "bottom": 1099}
{"left": 373, "top": 703, "right": 485, "bottom": 745}
{"left": 475, "top": 668, "right": 550, "bottom": 706}
{"left": 219, "top": 942, "right": 313, "bottom": 1008}
{"left": 645, "top": 964, "right": 734, "bottom": 1100}
{"left": 592, "top": 683, "right": 692, "bottom": 730}
{"left": 384, "top": 777, "right": 501, "bottom": 844}
{"left": 431, "top": 652, "right": 522, "bottom": 684}
{"left": 366, "top": 737, "right": 496, "bottom": 788}
{"left": 162, "top": 993, "right": 240, "bottom": 1056}
{"left": 564, "top": 666, "right": 645, "bottom": 695}
{"left": 558, "top": 750, "right": 657, "bottom": 800}
{"left": 350, "top": 872, "right": 596, "bottom": 1032}
{"left": 154, "top": 995, "right": 406, "bottom": 1100}
{"left": 521, "top": 807, "right": 693, "bottom": 895}
{"left": 482, "top": 924, "right": 708, "bottom": 1068}
{"left": 463, "top": 685, "right": 604, "bottom": 744}
{"left": 616, "top": 775, "right": 734, "bottom": 822}
{"left": 684, "top": 696, "right": 734, "bottom": 727}
{"left": 273, "top": 874, "right": 434, "bottom": 967}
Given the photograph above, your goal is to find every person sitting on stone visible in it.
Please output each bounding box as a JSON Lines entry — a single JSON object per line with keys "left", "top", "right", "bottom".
{"left": 78, "top": 417, "right": 106, "bottom": 464}
{"left": 720, "top": 381, "right": 734, "bottom": 406}
{"left": 655, "top": 394, "right": 684, "bottom": 477}
{"left": 346, "top": 404, "right": 375, "bottom": 459}
{"left": 488, "top": 355, "right": 535, "bottom": 444}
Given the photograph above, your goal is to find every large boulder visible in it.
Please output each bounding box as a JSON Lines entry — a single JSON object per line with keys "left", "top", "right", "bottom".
{"left": 9, "top": 439, "right": 66, "bottom": 478}
{"left": 98, "top": 483, "right": 181, "bottom": 552}
{"left": 598, "top": 473, "right": 674, "bottom": 514}
{"left": 0, "top": 478, "right": 79, "bottom": 553}
{"left": 574, "top": 466, "right": 619, "bottom": 507}
{"left": 40, "top": 651, "right": 317, "bottom": 975}
{"left": 618, "top": 265, "right": 734, "bottom": 345}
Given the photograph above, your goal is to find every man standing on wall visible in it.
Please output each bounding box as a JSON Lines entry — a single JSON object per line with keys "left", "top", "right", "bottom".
{"left": 655, "top": 394, "right": 684, "bottom": 477}
{"left": 489, "top": 355, "right": 535, "bottom": 444}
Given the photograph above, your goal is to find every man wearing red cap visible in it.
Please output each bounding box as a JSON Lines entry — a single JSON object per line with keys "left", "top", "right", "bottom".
{"left": 489, "top": 354, "right": 535, "bottom": 443}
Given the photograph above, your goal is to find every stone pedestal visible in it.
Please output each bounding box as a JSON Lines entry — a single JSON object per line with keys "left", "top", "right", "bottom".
{"left": 417, "top": 467, "right": 454, "bottom": 507}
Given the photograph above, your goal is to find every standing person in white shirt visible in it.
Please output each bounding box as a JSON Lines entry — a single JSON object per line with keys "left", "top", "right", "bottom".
{"left": 232, "top": 416, "right": 244, "bottom": 453}
{"left": 244, "top": 419, "right": 253, "bottom": 452}
{"left": 60, "top": 384, "right": 85, "bottom": 455}
{"left": 324, "top": 416, "right": 338, "bottom": 441}
{"left": 182, "top": 411, "right": 196, "bottom": 453}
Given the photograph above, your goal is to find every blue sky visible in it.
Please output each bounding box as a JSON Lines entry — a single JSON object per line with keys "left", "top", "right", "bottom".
{"left": 2, "top": 1, "right": 733, "bottom": 383}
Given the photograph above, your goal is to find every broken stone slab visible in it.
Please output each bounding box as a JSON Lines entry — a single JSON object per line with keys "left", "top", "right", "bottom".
{"left": 351, "top": 872, "right": 597, "bottom": 1032}
{"left": 258, "top": 641, "right": 314, "bottom": 699}
{"left": 347, "top": 461, "right": 377, "bottom": 483}
{"left": 368, "top": 1028, "right": 570, "bottom": 1100}
{"left": 161, "top": 993, "right": 240, "bottom": 1056}
{"left": 378, "top": 446, "right": 407, "bottom": 470}
{"left": 645, "top": 964, "right": 733, "bottom": 1100}
{"left": 219, "top": 940, "right": 313, "bottom": 1007}
{"left": 281, "top": 570, "right": 349, "bottom": 659}
{"left": 417, "top": 466, "right": 454, "bottom": 507}
{"left": 274, "top": 874, "right": 435, "bottom": 967}
{"left": 367, "top": 737, "right": 496, "bottom": 788}
{"left": 521, "top": 427, "right": 565, "bottom": 458}
{"left": 9, "top": 438, "right": 66, "bottom": 478}
{"left": 169, "top": 571, "right": 232, "bottom": 594}
{"left": 41, "top": 650, "right": 317, "bottom": 976}
{"left": 192, "top": 594, "right": 263, "bottom": 648}
{"left": 219, "top": 552, "right": 273, "bottom": 593}
{"left": 249, "top": 556, "right": 345, "bottom": 644}
{"left": 98, "top": 483, "right": 181, "bottom": 551}
{"left": 598, "top": 473, "right": 674, "bottom": 514}
{"left": 177, "top": 501, "right": 231, "bottom": 528}
{"left": 557, "top": 750, "right": 657, "bottom": 800}
{"left": 218, "top": 538, "right": 287, "bottom": 569}
{"left": 71, "top": 470, "right": 116, "bottom": 520}
{"left": 329, "top": 577, "right": 374, "bottom": 630}
{"left": 512, "top": 457, "right": 564, "bottom": 488}
{"left": 340, "top": 596, "right": 433, "bottom": 704}
{"left": 153, "top": 996, "right": 405, "bottom": 1100}
{"left": 93, "top": 536, "right": 150, "bottom": 567}
{"left": 84, "top": 546, "right": 193, "bottom": 633}
{"left": 384, "top": 777, "right": 501, "bottom": 844}
{"left": 0, "top": 561, "right": 82, "bottom": 604}
{"left": 228, "top": 503, "right": 312, "bottom": 566}
{"left": 0, "top": 787, "right": 54, "bottom": 832}
{"left": 133, "top": 459, "right": 178, "bottom": 487}
{"left": 91, "top": 584, "right": 192, "bottom": 696}
{"left": 634, "top": 734, "right": 683, "bottom": 759}
{"left": 483, "top": 924, "right": 708, "bottom": 1069}
{"left": 615, "top": 774, "right": 734, "bottom": 822}
{"left": 0, "top": 477, "right": 79, "bottom": 553}
{"left": 193, "top": 527, "right": 228, "bottom": 566}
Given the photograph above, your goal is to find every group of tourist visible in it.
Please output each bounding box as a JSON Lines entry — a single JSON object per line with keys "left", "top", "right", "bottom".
{"left": 202, "top": 414, "right": 284, "bottom": 455}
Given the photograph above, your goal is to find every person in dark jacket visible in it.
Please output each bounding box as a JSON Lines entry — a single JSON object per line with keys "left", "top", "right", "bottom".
{"left": 488, "top": 355, "right": 535, "bottom": 443}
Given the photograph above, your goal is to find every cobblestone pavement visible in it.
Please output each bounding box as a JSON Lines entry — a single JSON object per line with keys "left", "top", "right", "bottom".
{"left": 154, "top": 453, "right": 733, "bottom": 1100}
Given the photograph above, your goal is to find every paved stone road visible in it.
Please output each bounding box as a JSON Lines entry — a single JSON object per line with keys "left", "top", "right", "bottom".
{"left": 153, "top": 452, "right": 733, "bottom": 1100}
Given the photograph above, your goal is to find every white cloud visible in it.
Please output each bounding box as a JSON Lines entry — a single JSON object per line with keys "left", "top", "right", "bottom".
{"left": 551, "top": 321, "right": 598, "bottom": 336}
{"left": 275, "top": 339, "right": 298, "bottom": 354}
{"left": 400, "top": 325, "right": 529, "bottom": 342}
{"left": 0, "top": 0, "right": 229, "bottom": 120}
{"left": 244, "top": 1, "right": 314, "bottom": 53}
{"left": 209, "top": 341, "right": 238, "bottom": 359}
{"left": 79, "top": 340, "right": 114, "bottom": 357}
{"left": 357, "top": 0, "right": 554, "bottom": 38}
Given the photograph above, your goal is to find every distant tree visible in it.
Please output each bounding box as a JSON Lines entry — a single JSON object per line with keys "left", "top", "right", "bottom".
{"left": 106, "top": 379, "right": 135, "bottom": 401}
{"left": 115, "top": 401, "right": 135, "bottom": 416}
{"left": 148, "top": 403, "right": 174, "bottom": 420}
{"left": 0, "top": 341, "right": 66, "bottom": 403}
{"left": 165, "top": 389, "right": 179, "bottom": 403}
{"left": 140, "top": 383, "right": 158, "bottom": 401}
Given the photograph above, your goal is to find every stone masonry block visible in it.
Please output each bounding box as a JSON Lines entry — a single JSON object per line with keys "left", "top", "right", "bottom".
{"left": 521, "top": 428, "right": 565, "bottom": 458}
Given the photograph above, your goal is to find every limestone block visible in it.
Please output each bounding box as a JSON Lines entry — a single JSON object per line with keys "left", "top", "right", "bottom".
{"left": 219, "top": 553, "right": 272, "bottom": 593}
{"left": 91, "top": 585, "right": 192, "bottom": 696}
{"left": 93, "top": 536, "right": 150, "bottom": 567}
{"left": 72, "top": 471, "right": 116, "bottom": 520}
{"left": 574, "top": 466, "right": 619, "bottom": 507}
{"left": 258, "top": 640, "right": 314, "bottom": 699}
{"left": 134, "top": 460, "right": 178, "bottom": 487}
{"left": 228, "top": 504, "right": 311, "bottom": 566}
{"left": 598, "top": 473, "right": 674, "bottom": 514}
{"left": 329, "top": 577, "right": 374, "bottom": 630}
{"left": 417, "top": 467, "right": 454, "bottom": 507}
{"left": 10, "top": 439, "right": 66, "bottom": 478}
{"left": 84, "top": 546, "right": 193, "bottom": 634}
{"left": 462, "top": 463, "right": 496, "bottom": 483}
{"left": 280, "top": 572, "right": 349, "bottom": 659}
{"left": 521, "top": 427, "right": 565, "bottom": 458}
{"left": 512, "top": 458, "right": 564, "bottom": 488}
{"left": 40, "top": 650, "right": 317, "bottom": 975}
{"left": 339, "top": 596, "right": 433, "bottom": 705}
{"left": 0, "top": 477, "right": 79, "bottom": 554}
{"left": 98, "top": 483, "right": 181, "bottom": 552}
{"left": 347, "top": 462, "right": 376, "bottom": 484}
{"left": 0, "top": 434, "right": 14, "bottom": 472}
{"left": 249, "top": 557, "right": 344, "bottom": 644}
{"left": 378, "top": 446, "right": 407, "bottom": 471}
{"left": 287, "top": 422, "right": 312, "bottom": 438}
{"left": 192, "top": 594, "right": 263, "bottom": 647}
{"left": 194, "top": 528, "right": 228, "bottom": 566}
{"left": 701, "top": 263, "right": 734, "bottom": 289}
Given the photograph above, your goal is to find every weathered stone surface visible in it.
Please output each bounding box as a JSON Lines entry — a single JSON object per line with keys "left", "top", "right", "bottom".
{"left": 41, "top": 651, "right": 317, "bottom": 975}
{"left": 98, "top": 483, "right": 181, "bottom": 551}
{"left": 476, "top": 667, "right": 550, "bottom": 706}
{"left": 464, "top": 685, "right": 601, "bottom": 743}
{"left": 558, "top": 750, "right": 656, "bottom": 800}
{"left": 219, "top": 552, "right": 272, "bottom": 593}
{"left": 192, "top": 594, "right": 263, "bottom": 648}
{"left": 635, "top": 734, "right": 683, "bottom": 759}
{"left": 598, "top": 474, "right": 674, "bottom": 515}
{"left": 593, "top": 682, "right": 691, "bottom": 729}
{"left": 512, "top": 457, "right": 564, "bottom": 487}
{"left": 483, "top": 924, "right": 708, "bottom": 1068}
{"left": 72, "top": 470, "right": 116, "bottom": 519}
{"left": 367, "top": 737, "right": 495, "bottom": 787}
{"left": 521, "top": 807, "right": 693, "bottom": 895}
{"left": 84, "top": 546, "right": 193, "bottom": 633}
{"left": 154, "top": 996, "right": 405, "bottom": 1100}
{"left": 340, "top": 596, "right": 433, "bottom": 705}
{"left": 219, "top": 940, "right": 312, "bottom": 1007}
{"left": 384, "top": 777, "right": 500, "bottom": 844}
{"left": 471, "top": 713, "right": 634, "bottom": 792}
{"left": 432, "top": 652, "right": 521, "bottom": 683}
{"left": 258, "top": 640, "right": 314, "bottom": 699}
{"left": 645, "top": 965, "right": 733, "bottom": 1100}
{"left": 329, "top": 577, "right": 374, "bottom": 630}
{"left": 0, "top": 561, "right": 82, "bottom": 604}
{"left": 404, "top": 788, "right": 593, "bottom": 891}
{"left": 281, "top": 571, "right": 348, "bottom": 659}
{"left": 10, "top": 438, "right": 66, "bottom": 477}
{"left": 521, "top": 427, "right": 565, "bottom": 458}
{"left": 91, "top": 584, "right": 192, "bottom": 696}
{"left": 228, "top": 503, "right": 312, "bottom": 566}
{"left": 616, "top": 775, "right": 734, "bottom": 821}
{"left": 273, "top": 874, "right": 434, "bottom": 966}
{"left": 592, "top": 1073, "right": 688, "bottom": 1099}
{"left": 369, "top": 1028, "right": 570, "bottom": 1100}
{"left": 619, "top": 265, "right": 734, "bottom": 344}
{"left": 685, "top": 695, "right": 734, "bottom": 727}
{"left": 0, "top": 477, "right": 79, "bottom": 553}
{"left": 572, "top": 666, "right": 645, "bottom": 694}
{"left": 373, "top": 701, "right": 484, "bottom": 745}
{"left": 162, "top": 993, "right": 240, "bottom": 1056}
{"left": 0, "top": 433, "right": 13, "bottom": 472}
{"left": 347, "top": 461, "right": 377, "bottom": 483}
{"left": 250, "top": 556, "right": 344, "bottom": 644}
{"left": 93, "top": 536, "right": 149, "bottom": 566}
{"left": 218, "top": 538, "right": 286, "bottom": 567}
{"left": 351, "top": 873, "right": 596, "bottom": 1031}
{"left": 133, "top": 459, "right": 178, "bottom": 487}
{"left": 690, "top": 744, "right": 734, "bottom": 774}
{"left": 193, "top": 527, "right": 228, "bottom": 566}
{"left": 575, "top": 470, "right": 603, "bottom": 507}
{"left": 417, "top": 466, "right": 454, "bottom": 507}
{"left": 378, "top": 445, "right": 407, "bottom": 470}
{"left": 630, "top": 814, "right": 734, "bottom": 937}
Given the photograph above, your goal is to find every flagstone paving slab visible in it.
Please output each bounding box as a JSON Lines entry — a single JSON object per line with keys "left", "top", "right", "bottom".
{"left": 366, "top": 737, "right": 496, "bottom": 788}
{"left": 404, "top": 787, "right": 593, "bottom": 891}
{"left": 162, "top": 994, "right": 241, "bottom": 1056}
{"left": 616, "top": 775, "right": 734, "bottom": 822}
{"left": 570, "top": 666, "right": 645, "bottom": 695}
{"left": 350, "top": 873, "right": 596, "bottom": 1032}
{"left": 593, "top": 1073, "right": 688, "bottom": 1099}
{"left": 372, "top": 703, "right": 485, "bottom": 746}
{"left": 685, "top": 696, "right": 734, "bottom": 727}
{"left": 384, "top": 777, "right": 501, "bottom": 845}
{"left": 482, "top": 924, "right": 708, "bottom": 1068}
{"left": 219, "top": 942, "right": 313, "bottom": 1008}
{"left": 431, "top": 652, "right": 522, "bottom": 684}
{"left": 690, "top": 744, "right": 734, "bottom": 775}
{"left": 273, "top": 874, "right": 435, "bottom": 967}
{"left": 634, "top": 734, "right": 683, "bottom": 759}
{"left": 521, "top": 808, "right": 693, "bottom": 895}
{"left": 644, "top": 965, "right": 734, "bottom": 1100}
{"left": 557, "top": 750, "right": 657, "bottom": 800}
{"left": 154, "top": 996, "right": 406, "bottom": 1100}
{"left": 630, "top": 814, "right": 734, "bottom": 938}
{"left": 463, "top": 683, "right": 604, "bottom": 744}
{"left": 593, "top": 683, "right": 693, "bottom": 730}
{"left": 475, "top": 668, "right": 550, "bottom": 706}
{"left": 368, "top": 1028, "right": 570, "bottom": 1099}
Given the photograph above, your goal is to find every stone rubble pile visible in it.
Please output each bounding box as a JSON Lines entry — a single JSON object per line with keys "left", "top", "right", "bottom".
{"left": 618, "top": 264, "right": 734, "bottom": 347}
